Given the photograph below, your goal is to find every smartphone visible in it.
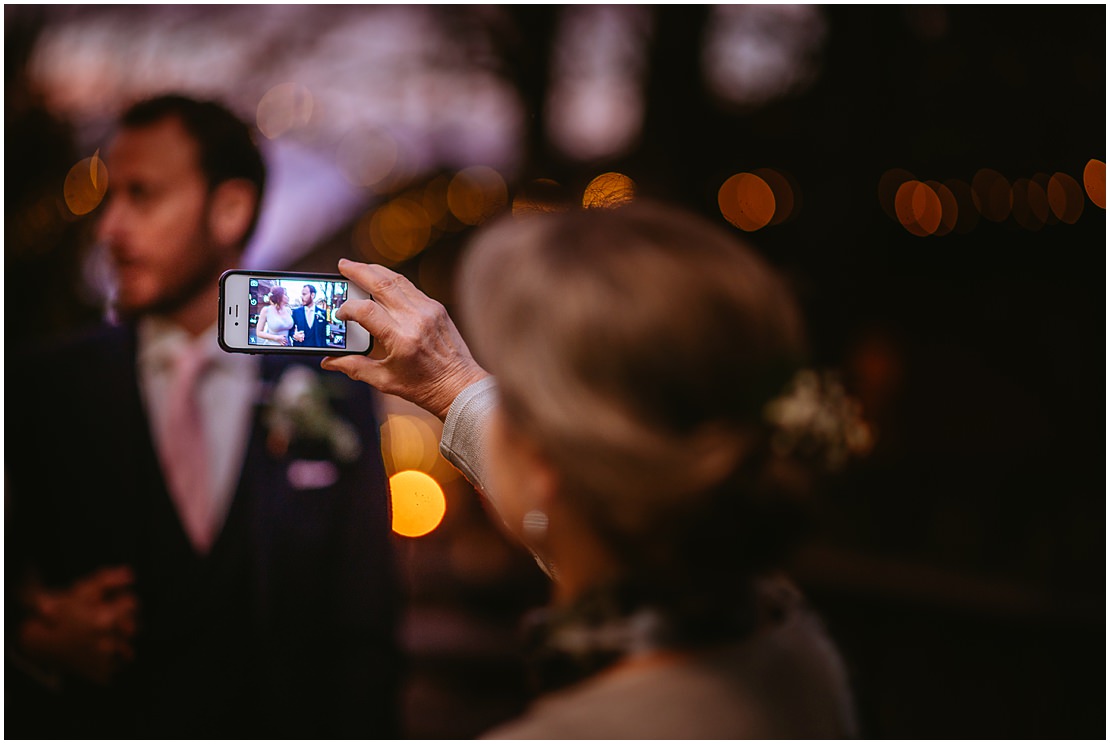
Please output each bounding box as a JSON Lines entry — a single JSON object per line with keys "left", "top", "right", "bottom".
{"left": 218, "top": 269, "right": 373, "bottom": 355}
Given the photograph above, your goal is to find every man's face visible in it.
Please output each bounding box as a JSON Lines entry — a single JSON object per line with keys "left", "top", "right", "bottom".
{"left": 96, "top": 116, "right": 229, "bottom": 319}
{"left": 302, "top": 286, "right": 314, "bottom": 306}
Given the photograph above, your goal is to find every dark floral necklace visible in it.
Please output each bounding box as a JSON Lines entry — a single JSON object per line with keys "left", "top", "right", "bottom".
{"left": 521, "top": 577, "right": 793, "bottom": 693}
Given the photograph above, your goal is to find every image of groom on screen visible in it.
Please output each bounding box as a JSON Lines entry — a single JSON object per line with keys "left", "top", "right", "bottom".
{"left": 290, "top": 284, "right": 328, "bottom": 347}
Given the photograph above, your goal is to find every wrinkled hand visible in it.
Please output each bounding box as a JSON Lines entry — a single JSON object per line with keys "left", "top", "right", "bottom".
{"left": 322, "top": 259, "right": 489, "bottom": 420}
{"left": 18, "top": 566, "right": 139, "bottom": 686}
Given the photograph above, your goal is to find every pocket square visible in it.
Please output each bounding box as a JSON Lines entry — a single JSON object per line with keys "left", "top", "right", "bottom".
{"left": 287, "top": 459, "right": 340, "bottom": 490}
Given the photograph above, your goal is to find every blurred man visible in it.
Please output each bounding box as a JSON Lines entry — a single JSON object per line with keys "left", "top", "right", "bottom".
{"left": 5, "top": 94, "right": 400, "bottom": 739}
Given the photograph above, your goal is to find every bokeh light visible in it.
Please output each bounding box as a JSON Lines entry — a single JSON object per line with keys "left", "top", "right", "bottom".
{"left": 1010, "top": 177, "right": 1049, "bottom": 231}
{"left": 971, "top": 168, "right": 1012, "bottom": 222}
{"left": 63, "top": 150, "right": 109, "bottom": 216}
{"left": 447, "top": 166, "right": 509, "bottom": 225}
{"left": 390, "top": 469, "right": 446, "bottom": 538}
{"left": 380, "top": 398, "right": 461, "bottom": 485}
{"left": 368, "top": 197, "right": 433, "bottom": 265}
{"left": 582, "top": 171, "right": 636, "bottom": 209}
{"left": 351, "top": 209, "right": 376, "bottom": 263}
{"left": 1082, "top": 158, "right": 1105, "bottom": 209}
{"left": 753, "top": 167, "right": 797, "bottom": 225}
{"left": 546, "top": 5, "right": 651, "bottom": 161}
{"left": 513, "top": 178, "right": 570, "bottom": 215}
{"left": 421, "top": 175, "right": 454, "bottom": 231}
{"left": 702, "top": 4, "right": 826, "bottom": 108}
{"left": 881, "top": 169, "right": 1092, "bottom": 234}
{"left": 1031, "top": 173, "right": 1058, "bottom": 226}
{"left": 1047, "top": 172, "right": 1084, "bottom": 224}
{"left": 382, "top": 413, "right": 437, "bottom": 475}
{"left": 925, "top": 180, "right": 958, "bottom": 236}
{"left": 256, "top": 82, "right": 314, "bottom": 140}
{"left": 894, "top": 180, "right": 941, "bottom": 237}
{"left": 718, "top": 172, "right": 775, "bottom": 231}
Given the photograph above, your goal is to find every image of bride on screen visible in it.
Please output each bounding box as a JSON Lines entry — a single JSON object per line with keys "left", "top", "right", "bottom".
{"left": 255, "top": 285, "right": 295, "bottom": 346}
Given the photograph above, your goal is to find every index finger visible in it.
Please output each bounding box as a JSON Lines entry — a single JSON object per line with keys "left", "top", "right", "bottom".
{"left": 334, "top": 297, "right": 395, "bottom": 341}
{"left": 338, "top": 259, "right": 423, "bottom": 309}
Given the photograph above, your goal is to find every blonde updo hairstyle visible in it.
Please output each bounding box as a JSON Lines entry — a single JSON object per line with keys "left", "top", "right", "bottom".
{"left": 459, "top": 202, "right": 809, "bottom": 618}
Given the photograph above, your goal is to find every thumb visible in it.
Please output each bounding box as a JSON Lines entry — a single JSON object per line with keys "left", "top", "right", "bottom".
{"left": 320, "top": 355, "right": 381, "bottom": 386}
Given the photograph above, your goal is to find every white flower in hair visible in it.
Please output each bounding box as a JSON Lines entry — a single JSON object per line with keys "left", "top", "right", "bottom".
{"left": 763, "top": 369, "right": 873, "bottom": 470}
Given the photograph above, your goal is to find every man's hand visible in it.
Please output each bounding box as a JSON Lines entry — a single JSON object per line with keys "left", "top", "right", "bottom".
{"left": 322, "top": 259, "right": 489, "bottom": 421}
{"left": 17, "top": 566, "right": 140, "bottom": 687}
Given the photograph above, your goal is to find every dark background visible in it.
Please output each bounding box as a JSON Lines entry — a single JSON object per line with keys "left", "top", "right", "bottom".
{"left": 6, "top": 5, "right": 1105, "bottom": 738}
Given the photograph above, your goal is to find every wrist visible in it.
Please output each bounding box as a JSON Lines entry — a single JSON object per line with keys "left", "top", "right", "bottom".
{"left": 432, "top": 366, "right": 491, "bottom": 421}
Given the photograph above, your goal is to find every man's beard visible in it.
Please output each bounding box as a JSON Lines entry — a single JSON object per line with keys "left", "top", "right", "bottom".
{"left": 112, "top": 252, "right": 226, "bottom": 322}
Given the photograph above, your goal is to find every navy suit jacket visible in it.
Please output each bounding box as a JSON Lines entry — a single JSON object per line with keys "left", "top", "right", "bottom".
{"left": 5, "top": 324, "right": 401, "bottom": 739}
{"left": 291, "top": 305, "right": 328, "bottom": 347}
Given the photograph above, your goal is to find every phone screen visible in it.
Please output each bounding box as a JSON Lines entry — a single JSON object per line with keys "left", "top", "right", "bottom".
{"left": 247, "top": 275, "right": 351, "bottom": 350}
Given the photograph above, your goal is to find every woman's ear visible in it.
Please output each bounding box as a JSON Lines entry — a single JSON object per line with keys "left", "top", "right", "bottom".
{"left": 207, "top": 178, "right": 257, "bottom": 249}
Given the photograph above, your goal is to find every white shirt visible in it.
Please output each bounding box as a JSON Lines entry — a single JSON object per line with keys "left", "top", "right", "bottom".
{"left": 137, "top": 317, "right": 260, "bottom": 533}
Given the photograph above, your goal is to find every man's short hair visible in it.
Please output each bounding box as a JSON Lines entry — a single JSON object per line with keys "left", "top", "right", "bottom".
{"left": 303, "top": 284, "right": 316, "bottom": 297}
{"left": 119, "top": 94, "right": 267, "bottom": 241}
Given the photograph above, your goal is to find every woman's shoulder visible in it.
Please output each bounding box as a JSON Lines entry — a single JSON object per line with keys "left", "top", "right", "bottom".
{"left": 483, "top": 597, "right": 856, "bottom": 740}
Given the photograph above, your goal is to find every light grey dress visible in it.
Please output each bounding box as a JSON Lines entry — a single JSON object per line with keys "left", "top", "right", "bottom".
{"left": 257, "top": 305, "right": 294, "bottom": 345}
{"left": 439, "top": 377, "right": 858, "bottom": 740}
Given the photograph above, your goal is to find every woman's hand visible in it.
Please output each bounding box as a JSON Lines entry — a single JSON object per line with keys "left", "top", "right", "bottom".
{"left": 322, "top": 259, "right": 489, "bottom": 421}
{"left": 257, "top": 330, "right": 288, "bottom": 345}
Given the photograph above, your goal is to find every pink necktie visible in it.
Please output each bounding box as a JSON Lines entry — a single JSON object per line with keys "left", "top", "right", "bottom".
{"left": 160, "top": 346, "right": 215, "bottom": 554}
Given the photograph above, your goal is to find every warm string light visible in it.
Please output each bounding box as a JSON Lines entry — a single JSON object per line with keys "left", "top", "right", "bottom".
{"left": 351, "top": 167, "right": 511, "bottom": 267}
{"left": 1083, "top": 159, "right": 1105, "bottom": 210}
{"left": 351, "top": 167, "right": 644, "bottom": 268}
{"left": 583, "top": 171, "right": 636, "bottom": 208}
{"left": 63, "top": 149, "right": 108, "bottom": 216}
{"left": 389, "top": 470, "right": 447, "bottom": 538}
{"left": 880, "top": 164, "right": 1100, "bottom": 236}
{"left": 512, "top": 178, "right": 570, "bottom": 215}
{"left": 380, "top": 404, "right": 459, "bottom": 539}
{"left": 718, "top": 168, "right": 797, "bottom": 231}
{"left": 447, "top": 166, "right": 509, "bottom": 225}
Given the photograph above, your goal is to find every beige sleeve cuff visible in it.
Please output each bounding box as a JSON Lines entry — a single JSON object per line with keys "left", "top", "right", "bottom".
{"left": 439, "top": 376, "right": 498, "bottom": 497}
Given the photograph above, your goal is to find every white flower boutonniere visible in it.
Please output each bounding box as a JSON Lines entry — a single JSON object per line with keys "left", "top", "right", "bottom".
{"left": 763, "top": 369, "right": 874, "bottom": 470}
{"left": 263, "top": 366, "right": 362, "bottom": 463}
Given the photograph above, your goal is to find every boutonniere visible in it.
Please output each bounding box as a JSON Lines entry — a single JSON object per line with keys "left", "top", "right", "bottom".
{"left": 262, "top": 365, "right": 362, "bottom": 463}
